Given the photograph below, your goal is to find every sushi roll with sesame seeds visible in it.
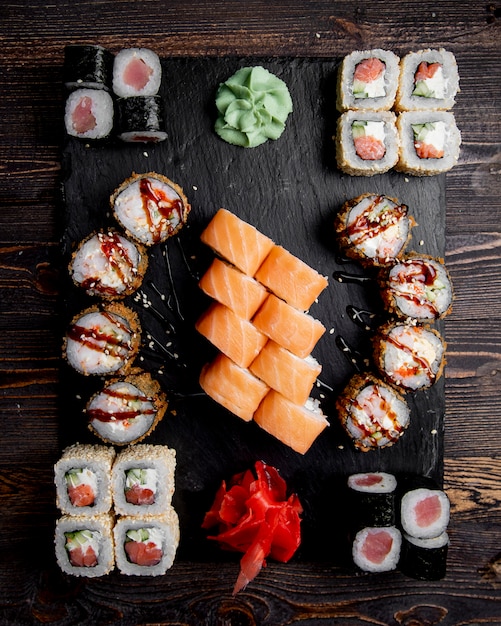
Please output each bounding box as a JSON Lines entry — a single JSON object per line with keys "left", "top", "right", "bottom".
{"left": 86, "top": 369, "right": 167, "bottom": 446}
{"left": 68, "top": 229, "right": 148, "bottom": 299}
{"left": 54, "top": 443, "right": 115, "bottom": 516}
{"left": 111, "top": 172, "right": 190, "bottom": 246}
{"left": 372, "top": 321, "right": 446, "bottom": 392}
{"left": 112, "top": 48, "right": 162, "bottom": 98}
{"left": 334, "top": 193, "right": 414, "bottom": 268}
{"left": 63, "top": 303, "right": 141, "bottom": 376}
{"left": 336, "top": 372, "right": 411, "bottom": 451}
{"left": 379, "top": 254, "right": 454, "bottom": 322}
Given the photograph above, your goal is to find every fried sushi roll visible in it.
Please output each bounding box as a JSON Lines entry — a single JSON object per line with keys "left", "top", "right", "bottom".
{"left": 112, "top": 48, "right": 162, "bottom": 98}
{"left": 111, "top": 172, "right": 190, "bottom": 246}
{"left": 63, "top": 303, "right": 141, "bottom": 376}
{"left": 379, "top": 254, "right": 453, "bottom": 322}
{"left": 54, "top": 443, "right": 115, "bottom": 516}
{"left": 111, "top": 444, "right": 176, "bottom": 516}
{"left": 55, "top": 513, "right": 115, "bottom": 577}
{"left": 69, "top": 229, "right": 148, "bottom": 299}
{"left": 334, "top": 193, "right": 414, "bottom": 267}
{"left": 336, "top": 372, "right": 411, "bottom": 451}
{"left": 113, "top": 510, "right": 180, "bottom": 576}
{"left": 336, "top": 49, "right": 400, "bottom": 112}
{"left": 64, "top": 88, "right": 114, "bottom": 141}
{"left": 372, "top": 322, "right": 446, "bottom": 392}
{"left": 336, "top": 111, "right": 400, "bottom": 176}
{"left": 395, "top": 48, "right": 459, "bottom": 112}
{"left": 86, "top": 370, "right": 167, "bottom": 446}
{"left": 395, "top": 111, "right": 461, "bottom": 176}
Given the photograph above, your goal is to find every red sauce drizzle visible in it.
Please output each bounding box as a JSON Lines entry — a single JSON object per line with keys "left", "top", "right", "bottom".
{"left": 88, "top": 386, "right": 155, "bottom": 423}
{"left": 347, "top": 196, "right": 407, "bottom": 246}
{"left": 139, "top": 178, "right": 184, "bottom": 243}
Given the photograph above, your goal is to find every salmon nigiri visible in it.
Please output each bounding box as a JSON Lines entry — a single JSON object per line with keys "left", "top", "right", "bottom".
{"left": 254, "top": 390, "right": 329, "bottom": 455}
{"left": 200, "top": 209, "right": 274, "bottom": 276}
{"left": 199, "top": 258, "right": 268, "bottom": 320}
{"left": 250, "top": 340, "right": 321, "bottom": 406}
{"left": 254, "top": 245, "right": 328, "bottom": 311}
{"left": 199, "top": 353, "right": 270, "bottom": 422}
{"left": 252, "top": 294, "right": 326, "bottom": 359}
{"left": 196, "top": 302, "right": 267, "bottom": 368}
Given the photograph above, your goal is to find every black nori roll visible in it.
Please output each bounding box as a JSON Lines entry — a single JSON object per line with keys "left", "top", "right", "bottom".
{"left": 63, "top": 44, "right": 114, "bottom": 91}
{"left": 400, "top": 532, "right": 449, "bottom": 580}
{"left": 347, "top": 472, "right": 397, "bottom": 528}
{"left": 116, "top": 96, "right": 167, "bottom": 143}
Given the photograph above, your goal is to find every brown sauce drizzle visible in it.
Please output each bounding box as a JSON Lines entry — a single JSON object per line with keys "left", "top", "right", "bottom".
{"left": 384, "top": 332, "right": 435, "bottom": 383}
{"left": 67, "top": 312, "right": 131, "bottom": 356}
{"left": 347, "top": 196, "right": 407, "bottom": 246}
{"left": 139, "top": 178, "right": 184, "bottom": 244}
{"left": 88, "top": 386, "right": 155, "bottom": 423}
{"left": 388, "top": 259, "right": 440, "bottom": 317}
{"left": 80, "top": 232, "right": 135, "bottom": 294}
{"left": 349, "top": 381, "right": 404, "bottom": 443}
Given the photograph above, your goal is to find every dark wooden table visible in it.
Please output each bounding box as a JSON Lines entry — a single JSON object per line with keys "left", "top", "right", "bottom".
{"left": 1, "top": 1, "right": 500, "bottom": 624}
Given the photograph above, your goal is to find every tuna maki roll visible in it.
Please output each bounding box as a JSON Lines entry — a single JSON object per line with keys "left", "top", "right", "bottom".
{"left": 64, "top": 88, "right": 114, "bottom": 141}
{"left": 116, "top": 95, "right": 168, "bottom": 143}
{"left": 112, "top": 48, "right": 162, "bottom": 98}
{"left": 63, "top": 44, "right": 114, "bottom": 91}
{"left": 86, "top": 370, "right": 167, "bottom": 446}
{"left": 335, "top": 111, "right": 400, "bottom": 176}
{"left": 334, "top": 193, "right": 414, "bottom": 267}
{"left": 400, "top": 531, "right": 449, "bottom": 580}
{"left": 111, "top": 444, "right": 176, "bottom": 515}
{"left": 379, "top": 254, "right": 454, "bottom": 322}
{"left": 111, "top": 172, "right": 190, "bottom": 246}
{"left": 395, "top": 48, "right": 460, "bottom": 112}
{"left": 68, "top": 229, "right": 148, "bottom": 299}
{"left": 347, "top": 472, "right": 397, "bottom": 528}
{"left": 336, "top": 372, "right": 411, "bottom": 451}
{"left": 63, "top": 303, "right": 141, "bottom": 376}
{"left": 55, "top": 513, "right": 115, "bottom": 577}
{"left": 400, "top": 487, "right": 450, "bottom": 540}
{"left": 372, "top": 321, "right": 446, "bottom": 391}
{"left": 54, "top": 443, "right": 115, "bottom": 516}
{"left": 336, "top": 49, "right": 400, "bottom": 112}
{"left": 352, "top": 525, "right": 402, "bottom": 572}
{"left": 113, "top": 510, "right": 180, "bottom": 576}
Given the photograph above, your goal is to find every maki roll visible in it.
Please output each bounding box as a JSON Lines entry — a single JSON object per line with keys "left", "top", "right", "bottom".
{"left": 347, "top": 472, "right": 397, "bottom": 528}
{"left": 334, "top": 193, "right": 414, "bottom": 267}
{"left": 111, "top": 172, "right": 190, "bottom": 246}
{"left": 68, "top": 229, "right": 148, "bottom": 299}
{"left": 63, "top": 44, "right": 114, "bottom": 91}
{"left": 86, "top": 370, "right": 168, "bottom": 446}
{"left": 112, "top": 48, "right": 162, "bottom": 98}
{"left": 400, "top": 532, "right": 449, "bottom": 581}
{"left": 336, "top": 111, "right": 400, "bottom": 176}
{"left": 396, "top": 111, "right": 461, "bottom": 176}
{"left": 400, "top": 487, "right": 450, "bottom": 539}
{"left": 372, "top": 322, "right": 446, "bottom": 391}
{"left": 336, "top": 372, "right": 411, "bottom": 451}
{"left": 336, "top": 49, "right": 400, "bottom": 112}
{"left": 395, "top": 48, "right": 459, "bottom": 112}
{"left": 64, "top": 88, "right": 114, "bottom": 140}
{"left": 113, "top": 510, "right": 180, "bottom": 576}
{"left": 379, "top": 254, "right": 454, "bottom": 322}
{"left": 112, "top": 444, "right": 176, "bottom": 516}
{"left": 63, "top": 303, "right": 141, "bottom": 376}
{"left": 116, "top": 95, "right": 168, "bottom": 143}
{"left": 54, "top": 443, "right": 115, "bottom": 516}
{"left": 352, "top": 526, "right": 402, "bottom": 573}
{"left": 55, "top": 513, "right": 115, "bottom": 577}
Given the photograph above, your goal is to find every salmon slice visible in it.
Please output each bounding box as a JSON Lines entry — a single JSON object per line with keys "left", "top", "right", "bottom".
{"left": 196, "top": 302, "right": 267, "bottom": 368}
{"left": 354, "top": 57, "right": 385, "bottom": 83}
{"left": 254, "top": 390, "right": 328, "bottom": 454}
{"left": 254, "top": 245, "right": 328, "bottom": 311}
{"left": 200, "top": 353, "right": 270, "bottom": 422}
{"left": 125, "top": 484, "right": 155, "bottom": 506}
{"left": 200, "top": 209, "right": 274, "bottom": 276}
{"left": 67, "top": 483, "right": 95, "bottom": 507}
{"left": 125, "top": 540, "right": 162, "bottom": 566}
{"left": 414, "top": 142, "right": 444, "bottom": 159}
{"left": 250, "top": 340, "right": 321, "bottom": 405}
{"left": 354, "top": 135, "right": 386, "bottom": 161}
{"left": 414, "top": 61, "right": 441, "bottom": 82}
{"left": 199, "top": 258, "right": 268, "bottom": 319}
{"left": 252, "top": 294, "right": 326, "bottom": 359}
{"left": 123, "top": 57, "right": 153, "bottom": 90}
{"left": 68, "top": 544, "right": 98, "bottom": 568}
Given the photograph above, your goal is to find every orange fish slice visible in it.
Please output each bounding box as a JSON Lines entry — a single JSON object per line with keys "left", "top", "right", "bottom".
{"left": 252, "top": 294, "right": 326, "bottom": 359}
{"left": 253, "top": 390, "right": 329, "bottom": 454}
{"left": 250, "top": 340, "right": 322, "bottom": 406}
{"left": 200, "top": 208, "right": 274, "bottom": 276}
{"left": 196, "top": 302, "right": 267, "bottom": 368}
{"left": 199, "top": 353, "right": 270, "bottom": 422}
{"left": 254, "top": 245, "right": 328, "bottom": 311}
{"left": 199, "top": 258, "right": 268, "bottom": 320}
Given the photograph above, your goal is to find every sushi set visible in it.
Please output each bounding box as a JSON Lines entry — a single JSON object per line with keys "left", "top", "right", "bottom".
{"left": 57, "top": 45, "right": 458, "bottom": 583}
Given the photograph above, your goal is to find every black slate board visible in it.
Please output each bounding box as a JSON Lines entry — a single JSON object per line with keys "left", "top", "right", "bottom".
{"left": 60, "top": 57, "right": 446, "bottom": 563}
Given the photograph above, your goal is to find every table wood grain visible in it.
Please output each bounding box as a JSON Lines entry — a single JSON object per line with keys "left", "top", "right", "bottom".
{"left": 1, "top": 1, "right": 500, "bottom": 624}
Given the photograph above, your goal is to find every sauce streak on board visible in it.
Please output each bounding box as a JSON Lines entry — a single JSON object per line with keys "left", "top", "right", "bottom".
{"left": 139, "top": 178, "right": 184, "bottom": 243}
